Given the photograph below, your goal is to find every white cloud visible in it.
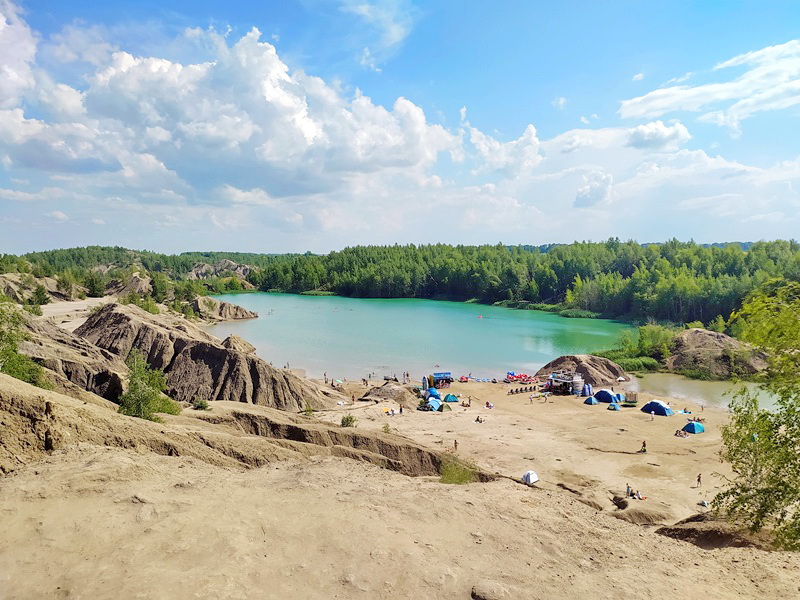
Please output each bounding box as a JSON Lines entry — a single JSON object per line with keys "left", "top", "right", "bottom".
{"left": 340, "top": 0, "right": 415, "bottom": 48}
{"left": 359, "top": 47, "right": 382, "bottom": 72}
{"left": 579, "top": 116, "right": 590, "bottom": 125}
{"left": 552, "top": 96, "right": 567, "bottom": 110}
{"left": 91, "top": 217, "right": 105, "bottom": 225}
{"left": 46, "top": 210, "right": 69, "bottom": 221}
{"left": 620, "top": 39, "right": 800, "bottom": 133}
{"left": 0, "top": 0, "right": 37, "bottom": 108}
{"left": 574, "top": 170, "right": 614, "bottom": 208}
{"left": 626, "top": 120, "right": 691, "bottom": 149}
{"left": 468, "top": 124, "right": 542, "bottom": 174}
{"left": 633, "top": 72, "right": 644, "bottom": 81}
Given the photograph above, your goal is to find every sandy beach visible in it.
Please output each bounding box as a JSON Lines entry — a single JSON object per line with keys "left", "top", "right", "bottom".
{"left": 318, "top": 379, "right": 730, "bottom": 524}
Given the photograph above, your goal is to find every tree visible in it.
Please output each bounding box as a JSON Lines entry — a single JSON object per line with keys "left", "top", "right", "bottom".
{"left": 0, "top": 303, "right": 50, "bottom": 388}
{"left": 118, "top": 350, "right": 179, "bottom": 422}
{"left": 716, "top": 280, "right": 800, "bottom": 549}
{"left": 29, "top": 284, "right": 50, "bottom": 306}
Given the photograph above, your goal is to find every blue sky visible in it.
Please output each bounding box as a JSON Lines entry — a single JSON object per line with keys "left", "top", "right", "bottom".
{"left": 2, "top": 0, "right": 800, "bottom": 253}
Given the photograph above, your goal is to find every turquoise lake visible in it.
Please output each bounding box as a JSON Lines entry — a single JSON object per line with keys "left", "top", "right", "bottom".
{"left": 206, "top": 293, "right": 632, "bottom": 380}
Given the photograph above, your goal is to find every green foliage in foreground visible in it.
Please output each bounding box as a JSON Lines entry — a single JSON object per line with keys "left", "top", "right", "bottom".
{"left": 716, "top": 280, "right": 800, "bottom": 550}
{"left": 439, "top": 456, "right": 479, "bottom": 485}
{"left": 0, "top": 302, "right": 51, "bottom": 389}
{"left": 340, "top": 414, "right": 357, "bottom": 427}
{"left": 118, "top": 351, "right": 180, "bottom": 422}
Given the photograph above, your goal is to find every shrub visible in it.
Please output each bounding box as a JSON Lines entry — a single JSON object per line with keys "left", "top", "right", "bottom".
{"left": 615, "top": 357, "right": 660, "bottom": 372}
{"left": 439, "top": 456, "right": 479, "bottom": 484}
{"left": 23, "top": 304, "right": 42, "bottom": 316}
{"left": 558, "top": 308, "right": 600, "bottom": 319}
{"left": 340, "top": 414, "right": 357, "bottom": 427}
{"left": 192, "top": 398, "right": 210, "bottom": 411}
{"left": 118, "top": 350, "right": 179, "bottom": 422}
{"left": 303, "top": 404, "right": 314, "bottom": 416}
{"left": 382, "top": 423, "right": 391, "bottom": 434}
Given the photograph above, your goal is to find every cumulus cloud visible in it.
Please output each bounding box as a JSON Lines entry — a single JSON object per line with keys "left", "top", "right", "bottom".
{"left": 46, "top": 210, "right": 69, "bottom": 221}
{"left": 552, "top": 96, "right": 567, "bottom": 110}
{"left": 620, "top": 39, "right": 800, "bottom": 133}
{"left": 574, "top": 170, "right": 614, "bottom": 208}
{"left": 626, "top": 120, "right": 691, "bottom": 149}
{"left": 0, "top": 0, "right": 37, "bottom": 108}
{"left": 468, "top": 124, "right": 542, "bottom": 175}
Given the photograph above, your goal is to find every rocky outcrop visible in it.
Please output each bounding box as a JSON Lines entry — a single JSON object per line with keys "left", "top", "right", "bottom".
{"left": 222, "top": 335, "right": 256, "bottom": 354}
{"left": 19, "top": 314, "right": 127, "bottom": 400}
{"left": 191, "top": 296, "right": 258, "bottom": 321}
{"left": 535, "top": 354, "right": 628, "bottom": 386}
{"left": 0, "top": 273, "right": 69, "bottom": 303}
{"left": 666, "top": 328, "right": 767, "bottom": 379}
{"left": 360, "top": 381, "right": 420, "bottom": 408}
{"left": 105, "top": 272, "right": 152, "bottom": 297}
{"left": 186, "top": 259, "right": 253, "bottom": 281}
{"left": 75, "top": 303, "right": 339, "bottom": 411}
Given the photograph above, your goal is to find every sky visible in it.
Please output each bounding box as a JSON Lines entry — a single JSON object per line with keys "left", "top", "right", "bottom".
{"left": 2, "top": 0, "right": 800, "bottom": 254}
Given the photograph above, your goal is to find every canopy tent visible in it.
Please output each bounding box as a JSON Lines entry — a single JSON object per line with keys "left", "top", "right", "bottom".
{"left": 522, "top": 470, "right": 539, "bottom": 485}
{"left": 444, "top": 394, "right": 459, "bottom": 402}
{"left": 682, "top": 422, "right": 705, "bottom": 434}
{"left": 641, "top": 400, "right": 675, "bottom": 416}
{"left": 584, "top": 396, "right": 599, "bottom": 405}
{"left": 594, "top": 389, "right": 616, "bottom": 403}
{"left": 607, "top": 403, "right": 621, "bottom": 411}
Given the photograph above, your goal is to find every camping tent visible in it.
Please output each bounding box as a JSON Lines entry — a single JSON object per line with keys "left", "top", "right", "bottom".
{"left": 615, "top": 393, "right": 626, "bottom": 403}
{"left": 607, "top": 403, "right": 620, "bottom": 411}
{"left": 584, "top": 396, "right": 599, "bottom": 405}
{"left": 682, "top": 422, "right": 705, "bottom": 434}
{"left": 522, "top": 470, "right": 539, "bottom": 485}
{"left": 426, "top": 387, "right": 441, "bottom": 400}
{"left": 641, "top": 400, "right": 674, "bottom": 416}
{"left": 444, "top": 394, "right": 459, "bottom": 402}
{"left": 426, "top": 397, "right": 443, "bottom": 412}
{"left": 594, "top": 389, "right": 616, "bottom": 403}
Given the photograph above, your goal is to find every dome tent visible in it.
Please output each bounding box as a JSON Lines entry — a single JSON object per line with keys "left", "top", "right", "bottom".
{"left": 444, "top": 394, "right": 459, "bottom": 402}
{"left": 594, "top": 389, "right": 616, "bottom": 403}
{"left": 426, "top": 387, "right": 441, "bottom": 400}
{"left": 682, "top": 421, "right": 705, "bottom": 434}
{"left": 584, "top": 397, "right": 599, "bottom": 405}
{"left": 522, "top": 471, "right": 539, "bottom": 485}
{"left": 607, "top": 403, "right": 620, "bottom": 411}
{"left": 641, "top": 400, "right": 674, "bottom": 416}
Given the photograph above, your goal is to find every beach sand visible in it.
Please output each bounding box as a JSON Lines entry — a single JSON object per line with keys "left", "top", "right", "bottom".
{"left": 318, "top": 379, "right": 731, "bottom": 524}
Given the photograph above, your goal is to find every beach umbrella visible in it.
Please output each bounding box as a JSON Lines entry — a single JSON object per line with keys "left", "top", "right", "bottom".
{"left": 682, "top": 422, "right": 705, "bottom": 434}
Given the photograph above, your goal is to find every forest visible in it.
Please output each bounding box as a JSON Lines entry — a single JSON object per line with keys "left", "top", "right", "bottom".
{"left": 3, "top": 239, "right": 800, "bottom": 325}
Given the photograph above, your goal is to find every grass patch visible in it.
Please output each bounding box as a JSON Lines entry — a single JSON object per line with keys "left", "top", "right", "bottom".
{"left": 558, "top": 308, "right": 600, "bottom": 319}
{"left": 614, "top": 356, "right": 660, "bottom": 372}
{"left": 439, "top": 456, "right": 479, "bottom": 484}
{"left": 300, "top": 290, "right": 336, "bottom": 296}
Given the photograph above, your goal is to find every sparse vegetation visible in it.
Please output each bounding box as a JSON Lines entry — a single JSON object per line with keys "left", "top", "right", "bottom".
{"left": 340, "top": 414, "right": 358, "bottom": 427}
{"left": 0, "top": 302, "right": 52, "bottom": 389}
{"left": 191, "top": 398, "right": 210, "bottom": 411}
{"left": 118, "top": 350, "right": 180, "bottom": 422}
{"left": 439, "top": 456, "right": 479, "bottom": 485}
{"left": 303, "top": 404, "right": 314, "bottom": 416}
{"left": 382, "top": 423, "right": 391, "bottom": 434}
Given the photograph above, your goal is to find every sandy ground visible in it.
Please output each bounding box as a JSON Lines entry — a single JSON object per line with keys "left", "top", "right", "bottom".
{"left": 317, "top": 380, "right": 730, "bottom": 524}
{"left": 2, "top": 444, "right": 798, "bottom": 600}
{"left": 40, "top": 297, "right": 113, "bottom": 331}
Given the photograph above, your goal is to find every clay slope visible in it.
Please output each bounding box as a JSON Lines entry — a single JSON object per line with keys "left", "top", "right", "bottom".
{"left": 186, "top": 258, "right": 253, "bottom": 281}
{"left": 666, "top": 328, "right": 767, "bottom": 378}
{"left": 19, "top": 314, "right": 127, "bottom": 400}
{"left": 536, "top": 354, "right": 629, "bottom": 386}
{"left": 105, "top": 272, "right": 152, "bottom": 297}
{"left": 75, "top": 303, "right": 340, "bottom": 410}
{"left": 191, "top": 295, "right": 258, "bottom": 321}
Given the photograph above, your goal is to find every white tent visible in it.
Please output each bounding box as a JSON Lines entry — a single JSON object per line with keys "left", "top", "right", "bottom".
{"left": 522, "top": 470, "right": 539, "bottom": 485}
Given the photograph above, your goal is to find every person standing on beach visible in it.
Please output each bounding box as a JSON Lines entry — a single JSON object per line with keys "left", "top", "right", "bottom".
{"left": 696, "top": 473, "right": 702, "bottom": 488}
{"left": 640, "top": 440, "right": 647, "bottom": 453}
{"left": 454, "top": 439, "right": 459, "bottom": 452}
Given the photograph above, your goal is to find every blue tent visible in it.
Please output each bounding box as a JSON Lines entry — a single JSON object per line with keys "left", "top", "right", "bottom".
{"left": 444, "top": 394, "right": 459, "bottom": 402}
{"left": 641, "top": 400, "right": 674, "bottom": 416}
{"left": 427, "top": 387, "right": 441, "bottom": 399}
{"left": 607, "top": 403, "right": 621, "bottom": 411}
{"left": 594, "top": 389, "right": 616, "bottom": 403}
{"left": 427, "top": 397, "right": 442, "bottom": 412}
{"left": 582, "top": 383, "right": 594, "bottom": 397}
{"left": 682, "top": 422, "right": 705, "bottom": 434}
{"left": 615, "top": 393, "right": 626, "bottom": 403}
{"left": 584, "top": 396, "right": 599, "bottom": 405}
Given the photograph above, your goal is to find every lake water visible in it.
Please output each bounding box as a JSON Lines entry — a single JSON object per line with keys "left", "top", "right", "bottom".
{"left": 206, "top": 293, "right": 631, "bottom": 380}
{"left": 206, "top": 293, "right": 774, "bottom": 409}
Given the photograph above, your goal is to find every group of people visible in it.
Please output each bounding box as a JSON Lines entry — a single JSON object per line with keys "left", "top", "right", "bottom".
{"left": 625, "top": 483, "right": 645, "bottom": 500}
{"left": 507, "top": 386, "right": 536, "bottom": 395}
{"left": 674, "top": 429, "right": 691, "bottom": 438}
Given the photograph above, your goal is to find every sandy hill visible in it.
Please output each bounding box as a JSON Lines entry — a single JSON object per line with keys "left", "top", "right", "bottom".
{"left": 1, "top": 374, "right": 798, "bottom": 599}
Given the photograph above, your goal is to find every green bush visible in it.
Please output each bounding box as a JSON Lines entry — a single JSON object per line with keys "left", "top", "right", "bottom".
{"left": 340, "top": 414, "right": 357, "bottom": 427}
{"left": 118, "top": 350, "right": 179, "bottom": 421}
{"left": 300, "top": 290, "right": 335, "bottom": 296}
{"left": 23, "top": 304, "right": 42, "bottom": 316}
{"left": 439, "top": 456, "right": 479, "bottom": 484}
{"left": 558, "top": 308, "right": 600, "bottom": 319}
{"left": 192, "top": 398, "right": 210, "bottom": 411}
{"left": 382, "top": 423, "right": 391, "bottom": 434}
{"left": 303, "top": 404, "right": 314, "bottom": 416}
{"left": 615, "top": 357, "right": 660, "bottom": 372}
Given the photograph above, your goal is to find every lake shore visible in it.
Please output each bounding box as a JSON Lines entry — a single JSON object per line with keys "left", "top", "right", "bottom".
{"left": 316, "top": 378, "right": 728, "bottom": 525}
